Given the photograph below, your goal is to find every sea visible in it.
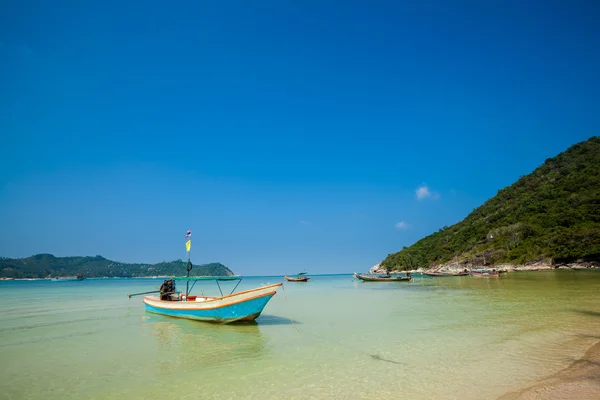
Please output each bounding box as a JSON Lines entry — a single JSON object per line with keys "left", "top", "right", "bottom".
{"left": 1, "top": 271, "right": 600, "bottom": 400}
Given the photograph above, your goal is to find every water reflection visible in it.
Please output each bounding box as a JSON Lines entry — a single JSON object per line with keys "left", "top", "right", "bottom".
{"left": 142, "top": 314, "right": 268, "bottom": 375}
{"left": 254, "top": 314, "right": 301, "bottom": 325}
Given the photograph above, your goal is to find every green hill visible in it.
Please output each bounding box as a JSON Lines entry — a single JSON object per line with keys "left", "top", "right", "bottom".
{"left": 381, "top": 136, "right": 600, "bottom": 271}
{"left": 0, "top": 254, "right": 234, "bottom": 279}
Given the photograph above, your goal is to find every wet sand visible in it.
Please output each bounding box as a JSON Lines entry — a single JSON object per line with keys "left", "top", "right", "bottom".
{"left": 498, "top": 340, "right": 600, "bottom": 400}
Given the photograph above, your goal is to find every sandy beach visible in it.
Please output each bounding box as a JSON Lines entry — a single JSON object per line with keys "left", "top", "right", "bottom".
{"left": 498, "top": 340, "right": 600, "bottom": 400}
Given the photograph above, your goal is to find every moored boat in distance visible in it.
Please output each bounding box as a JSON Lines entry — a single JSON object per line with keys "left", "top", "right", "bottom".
{"left": 353, "top": 272, "right": 412, "bottom": 282}
{"left": 422, "top": 271, "right": 470, "bottom": 277}
{"left": 48, "top": 274, "right": 86, "bottom": 281}
{"left": 470, "top": 269, "right": 501, "bottom": 277}
{"left": 284, "top": 272, "right": 310, "bottom": 282}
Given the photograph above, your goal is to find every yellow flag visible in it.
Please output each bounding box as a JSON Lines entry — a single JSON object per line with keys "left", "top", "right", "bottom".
{"left": 185, "top": 240, "right": 191, "bottom": 252}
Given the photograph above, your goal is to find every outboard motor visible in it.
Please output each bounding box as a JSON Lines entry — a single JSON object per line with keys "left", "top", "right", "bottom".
{"left": 160, "top": 279, "right": 176, "bottom": 301}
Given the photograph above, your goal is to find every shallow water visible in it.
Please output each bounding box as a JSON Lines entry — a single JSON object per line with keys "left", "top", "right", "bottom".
{"left": 1, "top": 271, "right": 600, "bottom": 399}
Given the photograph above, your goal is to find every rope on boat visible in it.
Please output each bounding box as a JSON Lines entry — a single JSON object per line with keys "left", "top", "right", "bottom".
{"left": 279, "top": 283, "right": 406, "bottom": 366}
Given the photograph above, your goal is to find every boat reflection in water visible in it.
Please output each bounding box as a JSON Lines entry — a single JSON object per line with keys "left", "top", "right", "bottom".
{"left": 143, "top": 313, "right": 268, "bottom": 373}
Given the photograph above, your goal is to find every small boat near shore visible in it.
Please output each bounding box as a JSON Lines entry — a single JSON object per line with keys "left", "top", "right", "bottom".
{"left": 353, "top": 272, "right": 412, "bottom": 282}
{"left": 423, "top": 271, "right": 470, "bottom": 277}
{"left": 284, "top": 272, "right": 310, "bottom": 282}
{"left": 48, "top": 274, "right": 85, "bottom": 281}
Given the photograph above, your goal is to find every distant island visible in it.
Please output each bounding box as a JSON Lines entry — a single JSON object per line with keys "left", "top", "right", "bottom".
{"left": 0, "top": 254, "right": 234, "bottom": 279}
{"left": 380, "top": 136, "right": 600, "bottom": 272}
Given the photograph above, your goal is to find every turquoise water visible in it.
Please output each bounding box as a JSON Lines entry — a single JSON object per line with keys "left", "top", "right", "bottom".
{"left": 2, "top": 271, "right": 600, "bottom": 399}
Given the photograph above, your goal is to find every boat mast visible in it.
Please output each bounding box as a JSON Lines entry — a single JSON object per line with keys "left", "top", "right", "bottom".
{"left": 185, "top": 230, "right": 192, "bottom": 298}
{"left": 186, "top": 255, "right": 190, "bottom": 299}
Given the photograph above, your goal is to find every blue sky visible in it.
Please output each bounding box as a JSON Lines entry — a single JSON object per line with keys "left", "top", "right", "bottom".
{"left": 1, "top": 1, "right": 598, "bottom": 275}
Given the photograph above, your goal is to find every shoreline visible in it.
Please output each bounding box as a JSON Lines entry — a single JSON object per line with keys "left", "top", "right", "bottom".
{"left": 0, "top": 276, "right": 178, "bottom": 281}
{"left": 370, "top": 261, "right": 600, "bottom": 275}
{"left": 4, "top": 265, "right": 599, "bottom": 280}
{"left": 497, "top": 339, "right": 600, "bottom": 400}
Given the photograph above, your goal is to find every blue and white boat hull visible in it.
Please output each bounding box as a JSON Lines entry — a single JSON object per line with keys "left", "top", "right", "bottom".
{"left": 143, "top": 283, "right": 281, "bottom": 323}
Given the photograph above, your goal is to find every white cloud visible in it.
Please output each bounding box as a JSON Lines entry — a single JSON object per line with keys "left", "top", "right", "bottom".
{"left": 395, "top": 221, "right": 410, "bottom": 230}
{"left": 416, "top": 185, "right": 439, "bottom": 200}
{"left": 416, "top": 185, "right": 431, "bottom": 199}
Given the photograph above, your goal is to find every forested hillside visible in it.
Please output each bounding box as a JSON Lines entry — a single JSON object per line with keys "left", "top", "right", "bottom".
{"left": 381, "top": 136, "right": 600, "bottom": 270}
{"left": 0, "top": 254, "right": 234, "bottom": 278}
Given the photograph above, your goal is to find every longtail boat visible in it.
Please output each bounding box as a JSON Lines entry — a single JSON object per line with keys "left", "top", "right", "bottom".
{"left": 353, "top": 272, "right": 412, "bottom": 282}
{"left": 470, "top": 269, "right": 501, "bottom": 277}
{"left": 140, "top": 276, "right": 281, "bottom": 323}
{"left": 422, "top": 271, "right": 470, "bottom": 277}
{"left": 127, "top": 230, "right": 282, "bottom": 323}
{"left": 49, "top": 274, "right": 85, "bottom": 281}
{"left": 284, "top": 272, "right": 310, "bottom": 282}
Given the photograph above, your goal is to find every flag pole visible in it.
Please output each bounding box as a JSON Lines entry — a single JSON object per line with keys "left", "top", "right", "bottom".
{"left": 186, "top": 239, "right": 190, "bottom": 298}
{"left": 184, "top": 230, "right": 192, "bottom": 299}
